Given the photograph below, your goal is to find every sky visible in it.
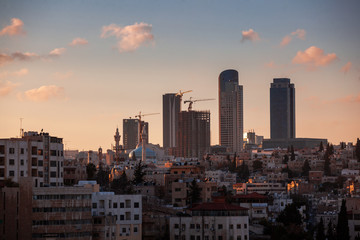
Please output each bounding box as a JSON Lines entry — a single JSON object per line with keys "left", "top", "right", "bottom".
{"left": 0, "top": 0, "right": 359, "bottom": 151}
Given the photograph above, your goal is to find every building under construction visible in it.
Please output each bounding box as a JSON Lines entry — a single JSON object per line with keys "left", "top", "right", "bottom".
{"left": 176, "top": 110, "right": 210, "bottom": 159}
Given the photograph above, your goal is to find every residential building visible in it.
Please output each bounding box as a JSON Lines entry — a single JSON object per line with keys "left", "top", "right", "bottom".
{"left": 0, "top": 131, "right": 64, "bottom": 187}
{"left": 163, "top": 93, "right": 181, "bottom": 149}
{"left": 218, "top": 69, "right": 244, "bottom": 153}
{"left": 270, "top": 78, "right": 295, "bottom": 139}
{"left": 92, "top": 192, "right": 142, "bottom": 240}
{"left": 169, "top": 201, "right": 249, "bottom": 240}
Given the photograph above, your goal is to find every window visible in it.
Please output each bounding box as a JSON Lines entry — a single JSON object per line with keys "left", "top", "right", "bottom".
{"left": 21, "top": 148, "right": 24, "bottom": 154}
{"left": 191, "top": 236, "right": 195, "bottom": 240}
{"left": 244, "top": 236, "right": 248, "bottom": 240}
{"left": 218, "top": 237, "right": 223, "bottom": 240}
{"left": 120, "top": 215, "right": 124, "bottom": 220}
{"left": 175, "top": 188, "right": 181, "bottom": 192}
{"left": 120, "top": 202, "right": 124, "bottom": 208}
{"left": 244, "top": 224, "right": 247, "bottom": 229}
{"left": 125, "top": 200, "right": 131, "bottom": 208}
{"left": 9, "top": 148, "right": 15, "bottom": 154}
{"left": 218, "top": 224, "right": 223, "bottom": 229}
{"left": 50, "top": 150, "right": 56, "bottom": 156}
{"left": 38, "top": 160, "right": 43, "bottom": 166}
{"left": 113, "top": 202, "right": 117, "bottom": 208}
{"left": 134, "top": 227, "right": 138, "bottom": 233}
{"left": 134, "top": 214, "right": 139, "bottom": 220}
{"left": 50, "top": 172, "right": 56, "bottom": 178}
{"left": 38, "top": 171, "right": 43, "bottom": 177}
{"left": 9, "top": 159, "right": 15, "bottom": 165}
{"left": 20, "top": 171, "right": 24, "bottom": 176}
{"left": 9, "top": 170, "right": 15, "bottom": 176}
{"left": 92, "top": 203, "right": 97, "bottom": 208}
{"left": 190, "top": 224, "right": 195, "bottom": 229}
{"left": 237, "top": 224, "right": 241, "bottom": 229}
{"left": 122, "top": 228, "right": 126, "bottom": 233}
{"left": 50, "top": 161, "right": 57, "bottom": 167}
{"left": 20, "top": 159, "right": 24, "bottom": 165}
{"left": 237, "top": 236, "right": 242, "bottom": 240}
{"left": 134, "top": 202, "right": 139, "bottom": 208}
{"left": 230, "top": 224, "right": 233, "bottom": 229}
{"left": 174, "top": 224, "right": 179, "bottom": 229}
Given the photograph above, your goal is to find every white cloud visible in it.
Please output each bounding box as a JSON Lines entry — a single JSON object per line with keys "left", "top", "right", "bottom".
{"left": 292, "top": 46, "right": 337, "bottom": 70}
{"left": 101, "top": 22, "right": 154, "bottom": 52}
{"left": 49, "top": 48, "right": 66, "bottom": 56}
{"left": 241, "top": 29, "right": 260, "bottom": 43}
{"left": 24, "top": 85, "right": 65, "bottom": 102}
{"left": 69, "top": 37, "right": 88, "bottom": 46}
{"left": 0, "top": 18, "right": 25, "bottom": 36}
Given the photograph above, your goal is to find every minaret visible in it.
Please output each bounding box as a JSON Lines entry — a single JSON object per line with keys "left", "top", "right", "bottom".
{"left": 114, "top": 127, "right": 121, "bottom": 162}
{"left": 98, "top": 146, "right": 103, "bottom": 166}
{"left": 141, "top": 126, "right": 148, "bottom": 162}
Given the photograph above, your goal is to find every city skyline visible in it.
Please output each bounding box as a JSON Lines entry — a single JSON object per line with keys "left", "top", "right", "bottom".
{"left": 1, "top": 1, "right": 360, "bottom": 150}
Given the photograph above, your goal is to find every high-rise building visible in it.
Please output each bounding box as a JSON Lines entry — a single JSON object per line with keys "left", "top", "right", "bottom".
{"left": 218, "top": 69, "right": 244, "bottom": 153}
{"left": 0, "top": 131, "right": 64, "bottom": 187}
{"left": 123, "top": 119, "right": 148, "bottom": 150}
{"left": 270, "top": 78, "right": 295, "bottom": 139}
{"left": 176, "top": 110, "right": 210, "bottom": 159}
{"left": 163, "top": 93, "right": 181, "bottom": 149}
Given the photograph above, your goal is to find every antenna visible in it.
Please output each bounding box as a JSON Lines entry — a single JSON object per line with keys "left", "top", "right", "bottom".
{"left": 19, "top": 118, "right": 24, "bottom": 137}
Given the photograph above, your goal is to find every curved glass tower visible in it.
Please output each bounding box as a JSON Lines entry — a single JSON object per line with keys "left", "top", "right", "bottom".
{"left": 218, "top": 69, "right": 243, "bottom": 153}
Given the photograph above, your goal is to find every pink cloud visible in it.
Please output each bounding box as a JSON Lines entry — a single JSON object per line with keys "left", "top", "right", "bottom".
{"left": 0, "top": 68, "right": 28, "bottom": 78}
{"left": 69, "top": 37, "right": 88, "bottom": 46}
{"left": 0, "top": 18, "right": 25, "bottom": 36}
{"left": 24, "top": 85, "right": 65, "bottom": 102}
{"left": 0, "top": 53, "right": 13, "bottom": 66}
{"left": 101, "top": 22, "right": 154, "bottom": 52}
{"left": 241, "top": 29, "right": 260, "bottom": 43}
{"left": 341, "top": 61, "right": 352, "bottom": 74}
{"left": 0, "top": 80, "right": 19, "bottom": 96}
{"left": 280, "top": 29, "right": 306, "bottom": 46}
{"left": 292, "top": 46, "right": 337, "bottom": 70}
{"left": 49, "top": 48, "right": 66, "bottom": 56}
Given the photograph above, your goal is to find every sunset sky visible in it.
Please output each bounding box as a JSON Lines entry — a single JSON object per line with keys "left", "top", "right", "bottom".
{"left": 1, "top": 0, "right": 359, "bottom": 151}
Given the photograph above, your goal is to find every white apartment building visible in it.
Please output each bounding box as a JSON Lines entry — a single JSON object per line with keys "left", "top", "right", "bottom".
{"left": 92, "top": 192, "right": 142, "bottom": 240}
{"left": 170, "top": 201, "right": 249, "bottom": 240}
{"left": 233, "top": 182, "right": 286, "bottom": 195}
{"left": 0, "top": 131, "right": 64, "bottom": 187}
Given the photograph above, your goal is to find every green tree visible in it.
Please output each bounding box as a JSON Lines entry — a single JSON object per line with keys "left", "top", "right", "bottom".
{"left": 237, "top": 161, "right": 250, "bottom": 182}
{"left": 133, "top": 162, "right": 146, "bottom": 185}
{"left": 187, "top": 179, "right": 201, "bottom": 206}
{"left": 291, "top": 145, "right": 296, "bottom": 160}
{"left": 327, "top": 220, "right": 335, "bottom": 240}
{"left": 302, "top": 159, "right": 311, "bottom": 177}
{"left": 86, "top": 163, "right": 96, "bottom": 180}
{"left": 356, "top": 138, "right": 360, "bottom": 162}
{"left": 277, "top": 203, "right": 302, "bottom": 226}
{"left": 324, "top": 153, "right": 331, "bottom": 176}
{"left": 316, "top": 217, "right": 325, "bottom": 240}
{"left": 319, "top": 141, "right": 324, "bottom": 152}
{"left": 96, "top": 164, "right": 109, "bottom": 189}
{"left": 229, "top": 153, "right": 237, "bottom": 172}
{"left": 253, "top": 160, "right": 263, "bottom": 171}
{"left": 336, "top": 199, "right": 350, "bottom": 240}
{"left": 282, "top": 166, "right": 294, "bottom": 179}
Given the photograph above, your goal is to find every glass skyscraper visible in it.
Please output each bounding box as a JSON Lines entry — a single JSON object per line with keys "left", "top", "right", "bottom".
{"left": 218, "top": 69, "right": 243, "bottom": 153}
{"left": 270, "top": 78, "right": 295, "bottom": 139}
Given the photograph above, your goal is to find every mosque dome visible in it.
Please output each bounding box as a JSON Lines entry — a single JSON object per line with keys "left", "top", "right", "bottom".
{"left": 129, "top": 146, "right": 156, "bottom": 161}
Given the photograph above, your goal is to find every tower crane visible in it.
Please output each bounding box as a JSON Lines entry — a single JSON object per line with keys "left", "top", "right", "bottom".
{"left": 184, "top": 97, "right": 215, "bottom": 111}
{"left": 176, "top": 90, "right": 192, "bottom": 111}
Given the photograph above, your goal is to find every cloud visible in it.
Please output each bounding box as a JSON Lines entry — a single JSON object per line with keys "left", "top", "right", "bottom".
{"left": 0, "top": 80, "right": 19, "bottom": 96}
{"left": 0, "top": 18, "right": 25, "bottom": 36}
{"left": 23, "top": 85, "right": 65, "bottom": 102}
{"left": 280, "top": 29, "right": 306, "bottom": 46}
{"left": 0, "top": 68, "right": 29, "bottom": 79}
{"left": 53, "top": 71, "right": 73, "bottom": 80}
{"left": 49, "top": 48, "right": 66, "bottom": 56}
{"left": 341, "top": 61, "right": 352, "bottom": 74}
{"left": 101, "top": 22, "right": 154, "bottom": 52}
{"left": 241, "top": 29, "right": 260, "bottom": 43}
{"left": 292, "top": 46, "right": 337, "bottom": 70}
{"left": 0, "top": 53, "right": 13, "bottom": 66}
{"left": 69, "top": 37, "right": 88, "bottom": 46}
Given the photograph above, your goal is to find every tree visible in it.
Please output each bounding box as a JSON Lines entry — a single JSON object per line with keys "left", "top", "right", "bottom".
{"left": 86, "top": 163, "right": 96, "bottom": 180}
{"left": 340, "top": 142, "right": 346, "bottom": 150}
{"left": 302, "top": 159, "right": 311, "bottom": 177}
{"left": 327, "top": 220, "right": 335, "bottom": 240}
{"left": 290, "top": 145, "right": 296, "bottom": 160}
{"left": 4, "top": 178, "right": 19, "bottom": 187}
{"left": 111, "top": 171, "right": 133, "bottom": 194}
{"left": 356, "top": 138, "right": 360, "bottom": 162}
{"left": 131, "top": 152, "right": 137, "bottom": 161}
{"left": 319, "top": 141, "right": 324, "bottom": 152}
{"left": 237, "top": 161, "right": 250, "bottom": 182}
{"left": 283, "top": 154, "right": 289, "bottom": 164}
{"left": 282, "top": 166, "right": 294, "bottom": 179}
{"left": 229, "top": 153, "right": 237, "bottom": 172}
{"left": 316, "top": 217, "right": 325, "bottom": 240}
{"left": 336, "top": 199, "right": 350, "bottom": 240}
{"left": 96, "top": 164, "right": 109, "bottom": 189}
{"left": 324, "top": 153, "right": 331, "bottom": 176}
{"left": 253, "top": 160, "right": 263, "bottom": 171}
{"left": 187, "top": 179, "right": 201, "bottom": 206}
{"left": 133, "top": 162, "right": 146, "bottom": 185}
{"left": 277, "top": 203, "right": 302, "bottom": 226}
